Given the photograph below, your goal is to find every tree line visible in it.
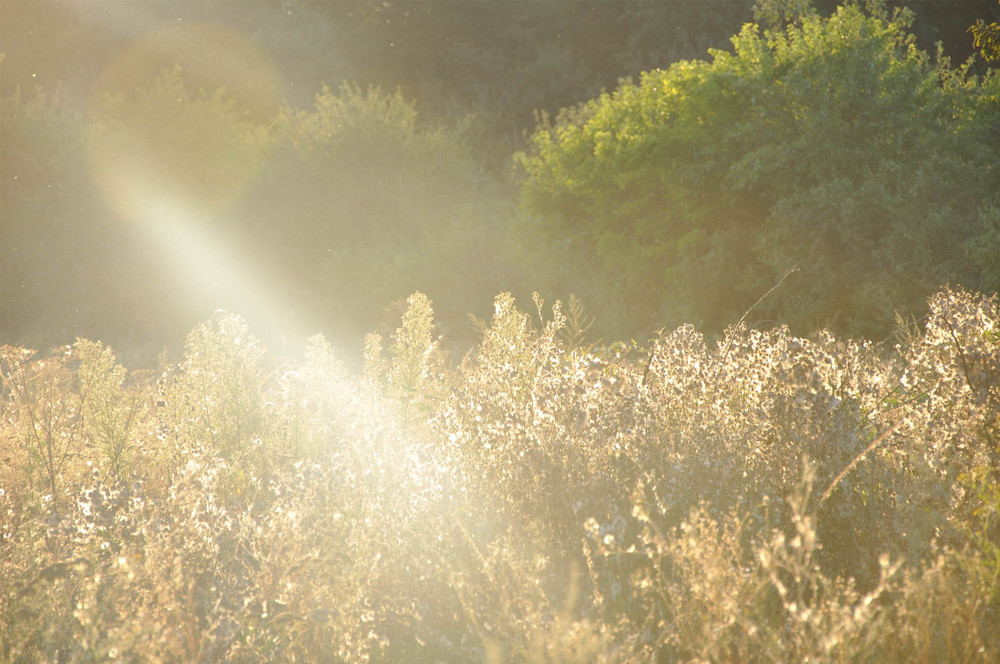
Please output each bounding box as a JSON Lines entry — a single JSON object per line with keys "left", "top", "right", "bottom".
{"left": 1, "top": 0, "right": 998, "bottom": 363}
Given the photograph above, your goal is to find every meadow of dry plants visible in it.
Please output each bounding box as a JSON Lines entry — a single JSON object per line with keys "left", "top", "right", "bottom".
{"left": 2, "top": 287, "right": 999, "bottom": 662}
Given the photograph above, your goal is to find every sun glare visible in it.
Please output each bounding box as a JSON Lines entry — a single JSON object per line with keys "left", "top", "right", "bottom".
{"left": 90, "top": 20, "right": 282, "bottom": 121}
{"left": 83, "top": 19, "right": 306, "bottom": 353}
{"left": 91, "top": 142, "right": 308, "bottom": 353}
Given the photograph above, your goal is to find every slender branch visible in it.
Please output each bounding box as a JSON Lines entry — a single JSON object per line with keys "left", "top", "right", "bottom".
{"left": 719, "top": 266, "right": 799, "bottom": 365}
{"left": 819, "top": 419, "right": 903, "bottom": 506}
{"left": 712, "top": 266, "right": 799, "bottom": 396}
{"left": 640, "top": 339, "right": 660, "bottom": 388}
{"left": 946, "top": 322, "right": 977, "bottom": 393}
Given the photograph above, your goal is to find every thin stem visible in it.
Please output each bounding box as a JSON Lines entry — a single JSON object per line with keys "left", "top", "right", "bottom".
{"left": 819, "top": 419, "right": 903, "bottom": 506}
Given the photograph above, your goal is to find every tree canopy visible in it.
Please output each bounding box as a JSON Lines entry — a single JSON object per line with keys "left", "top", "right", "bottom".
{"left": 969, "top": 0, "right": 1000, "bottom": 61}
{"left": 518, "top": 2, "right": 1000, "bottom": 340}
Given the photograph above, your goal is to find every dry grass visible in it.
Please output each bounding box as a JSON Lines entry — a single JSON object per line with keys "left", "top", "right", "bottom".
{"left": 2, "top": 288, "right": 999, "bottom": 662}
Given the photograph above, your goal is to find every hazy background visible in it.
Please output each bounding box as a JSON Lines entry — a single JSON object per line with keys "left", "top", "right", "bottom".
{"left": 2, "top": 0, "right": 998, "bottom": 367}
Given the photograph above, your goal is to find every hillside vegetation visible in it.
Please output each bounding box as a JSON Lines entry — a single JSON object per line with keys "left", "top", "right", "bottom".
{"left": 3, "top": 1, "right": 999, "bottom": 362}
{"left": 2, "top": 286, "right": 999, "bottom": 662}
{"left": 518, "top": 2, "right": 1000, "bottom": 340}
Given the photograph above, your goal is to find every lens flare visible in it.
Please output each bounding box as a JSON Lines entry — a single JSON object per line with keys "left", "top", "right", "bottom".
{"left": 91, "top": 21, "right": 282, "bottom": 121}
{"left": 87, "top": 21, "right": 281, "bottom": 216}
{"left": 84, "top": 22, "right": 306, "bottom": 352}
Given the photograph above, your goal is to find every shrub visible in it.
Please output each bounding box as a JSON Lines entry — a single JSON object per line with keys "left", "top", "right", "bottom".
{"left": 2, "top": 287, "right": 1000, "bottom": 662}
{"left": 163, "top": 311, "right": 268, "bottom": 457}
{"left": 517, "top": 3, "right": 1000, "bottom": 340}
{"left": 74, "top": 339, "right": 145, "bottom": 482}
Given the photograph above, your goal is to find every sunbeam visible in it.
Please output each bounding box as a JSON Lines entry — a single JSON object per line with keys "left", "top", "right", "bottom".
{"left": 83, "top": 18, "right": 307, "bottom": 355}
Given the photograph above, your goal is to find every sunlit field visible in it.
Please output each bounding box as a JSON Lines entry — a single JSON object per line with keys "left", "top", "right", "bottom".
{"left": 2, "top": 1, "right": 1000, "bottom": 662}
{"left": 3, "top": 288, "right": 1000, "bottom": 661}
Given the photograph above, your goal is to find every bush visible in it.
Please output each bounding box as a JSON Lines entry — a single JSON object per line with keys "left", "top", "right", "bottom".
{"left": 234, "top": 83, "right": 519, "bottom": 351}
{"left": 517, "top": 3, "right": 1000, "bottom": 341}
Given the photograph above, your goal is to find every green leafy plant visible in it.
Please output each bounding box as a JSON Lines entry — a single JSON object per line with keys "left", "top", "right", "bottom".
{"left": 0, "top": 344, "right": 85, "bottom": 510}
{"left": 558, "top": 293, "right": 596, "bottom": 350}
{"left": 74, "top": 339, "right": 143, "bottom": 482}
{"left": 163, "top": 311, "right": 267, "bottom": 457}
{"left": 969, "top": 1, "right": 1000, "bottom": 62}
{"left": 518, "top": 2, "right": 1000, "bottom": 340}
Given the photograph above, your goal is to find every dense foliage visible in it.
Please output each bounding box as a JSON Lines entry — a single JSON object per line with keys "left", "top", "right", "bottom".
{"left": 1, "top": 73, "right": 515, "bottom": 363}
{"left": 3, "top": 1, "right": 999, "bottom": 363}
{"left": 969, "top": 1, "right": 1000, "bottom": 61}
{"left": 2, "top": 286, "right": 999, "bottom": 662}
{"left": 240, "top": 82, "right": 517, "bottom": 348}
{"left": 519, "top": 3, "right": 1000, "bottom": 340}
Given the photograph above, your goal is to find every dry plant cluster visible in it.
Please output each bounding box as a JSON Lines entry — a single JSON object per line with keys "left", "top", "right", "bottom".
{"left": 2, "top": 287, "right": 999, "bottom": 663}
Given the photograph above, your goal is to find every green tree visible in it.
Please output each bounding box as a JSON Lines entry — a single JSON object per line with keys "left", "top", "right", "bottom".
{"left": 234, "top": 83, "right": 517, "bottom": 350}
{"left": 0, "top": 87, "right": 163, "bottom": 359}
{"left": 1, "top": 89, "right": 93, "bottom": 346}
{"left": 970, "top": 1, "right": 1000, "bottom": 61}
{"left": 518, "top": 2, "right": 1000, "bottom": 340}
{"left": 973, "top": 21, "right": 1000, "bottom": 61}
{"left": 88, "top": 66, "right": 272, "bottom": 219}
{"left": 1, "top": 69, "right": 275, "bottom": 362}
{"left": 334, "top": 1, "right": 755, "bottom": 166}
